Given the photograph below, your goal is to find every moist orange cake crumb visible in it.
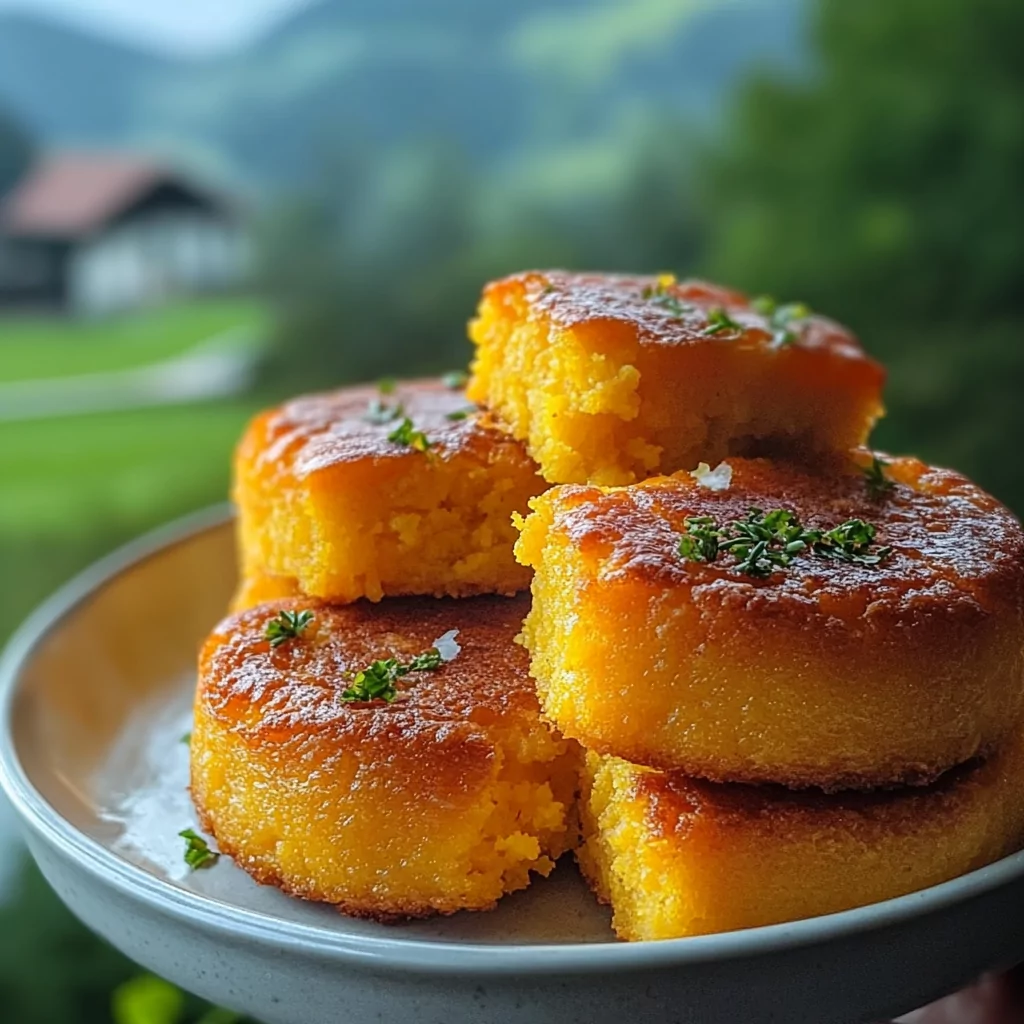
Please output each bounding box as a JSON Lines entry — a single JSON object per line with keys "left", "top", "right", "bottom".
{"left": 578, "top": 736, "right": 1024, "bottom": 941}
{"left": 516, "top": 453, "right": 1024, "bottom": 790}
{"left": 234, "top": 378, "right": 544, "bottom": 603}
{"left": 468, "top": 271, "right": 885, "bottom": 485}
{"left": 191, "top": 596, "right": 581, "bottom": 921}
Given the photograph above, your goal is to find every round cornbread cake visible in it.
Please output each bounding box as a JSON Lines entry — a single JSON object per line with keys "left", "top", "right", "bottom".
{"left": 234, "top": 378, "right": 545, "bottom": 603}
{"left": 516, "top": 453, "right": 1024, "bottom": 790}
{"left": 468, "top": 271, "right": 885, "bottom": 485}
{"left": 578, "top": 732, "right": 1024, "bottom": 941}
{"left": 190, "top": 595, "right": 581, "bottom": 921}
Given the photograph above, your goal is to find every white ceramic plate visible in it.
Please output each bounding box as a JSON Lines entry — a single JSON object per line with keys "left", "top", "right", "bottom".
{"left": 2, "top": 508, "right": 1024, "bottom": 1024}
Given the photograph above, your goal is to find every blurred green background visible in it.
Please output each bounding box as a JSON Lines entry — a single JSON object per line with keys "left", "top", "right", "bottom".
{"left": 0, "top": 0, "right": 1022, "bottom": 1019}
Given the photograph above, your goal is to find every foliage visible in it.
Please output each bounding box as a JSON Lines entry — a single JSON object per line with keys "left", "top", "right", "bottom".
{"left": 0, "top": 862, "right": 248, "bottom": 1023}
{"left": 256, "top": 118, "right": 707, "bottom": 393}
{"left": 254, "top": 141, "right": 480, "bottom": 389}
{"left": 112, "top": 976, "right": 185, "bottom": 1024}
{"left": 703, "top": 0, "right": 1024, "bottom": 508}
{"left": 112, "top": 976, "right": 242, "bottom": 1024}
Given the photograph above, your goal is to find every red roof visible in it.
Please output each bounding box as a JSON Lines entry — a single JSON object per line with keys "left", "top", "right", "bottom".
{"left": 0, "top": 153, "right": 207, "bottom": 239}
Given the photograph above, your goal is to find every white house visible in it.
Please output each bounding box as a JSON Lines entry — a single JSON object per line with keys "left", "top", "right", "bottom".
{"left": 0, "top": 153, "right": 247, "bottom": 315}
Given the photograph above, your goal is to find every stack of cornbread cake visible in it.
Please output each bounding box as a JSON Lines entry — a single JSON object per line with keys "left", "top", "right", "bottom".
{"left": 189, "top": 271, "right": 1024, "bottom": 941}
{"left": 190, "top": 379, "right": 580, "bottom": 920}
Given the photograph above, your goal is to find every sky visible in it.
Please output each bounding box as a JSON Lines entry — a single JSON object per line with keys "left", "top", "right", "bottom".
{"left": 0, "top": 0, "right": 312, "bottom": 54}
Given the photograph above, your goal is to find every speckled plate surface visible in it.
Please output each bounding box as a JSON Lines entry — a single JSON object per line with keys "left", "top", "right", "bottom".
{"left": 2, "top": 508, "right": 1024, "bottom": 1024}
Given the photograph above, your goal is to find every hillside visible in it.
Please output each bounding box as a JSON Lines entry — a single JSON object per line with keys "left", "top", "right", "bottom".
{"left": 0, "top": 12, "right": 180, "bottom": 144}
{"left": 0, "top": 0, "right": 806, "bottom": 187}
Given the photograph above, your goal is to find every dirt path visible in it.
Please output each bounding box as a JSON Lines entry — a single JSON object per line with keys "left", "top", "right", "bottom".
{"left": 0, "top": 326, "right": 263, "bottom": 422}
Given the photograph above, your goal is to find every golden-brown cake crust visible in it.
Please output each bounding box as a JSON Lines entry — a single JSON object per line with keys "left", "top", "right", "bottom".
{"left": 547, "top": 452, "right": 1023, "bottom": 623}
{"left": 522, "top": 271, "right": 870, "bottom": 363}
{"left": 468, "top": 271, "right": 885, "bottom": 485}
{"left": 234, "top": 378, "right": 544, "bottom": 602}
{"left": 249, "top": 378, "right": 509, "bottom": 473}
{"left": 200, "top": 598, "right": 537, "bottom": 775}
{"left": 191, "top": 595, "right": 580, "bottom": 921}
{"left": 577, "top": 735, "right": 1024, "bottom": 940}
{"left": 517, "top": 453, "right": 1024, "bottom": 789}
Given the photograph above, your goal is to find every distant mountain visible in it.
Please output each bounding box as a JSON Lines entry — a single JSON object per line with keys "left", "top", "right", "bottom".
{"left": 0, "top": 12, "right": 180, "bottom": 143}
{"left": 0, "top": 0, "right": 806, "bottom": 189}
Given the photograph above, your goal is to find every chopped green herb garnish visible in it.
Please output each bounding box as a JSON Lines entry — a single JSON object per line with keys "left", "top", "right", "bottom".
{"left": 678, "top": 507, "right": 890, "bottom": 578}
{"left": 676, "top": 515, "right": 721, "bottom": 563}
{"left": 752, "top": 295, "right": 812, "bottom": 348}
{"left": 377, "top": 377, "right": 397, "bottom": 396}
{"left": 265, "top": 609, "right": 315, "bottom": 648}
{"left": 715, "top": 508, "right": 812, "bottom": 577}
{"left": 342, "top": 630, "right": 460, "bottom": 703}
{"left": 365, "top": 397, "right": 405, "bottom": 424}
{"left": 180, "top": 829, "right": 219, "bottom": 870}
{"left": 445, "top": 406, "right": 476, "bottom": 422}
{"left": 341, "top": 660, "right": 407, "bottom": 703}
{"left": 702, "top": 306, "right": 744, "bottom": 337}
{"left": 813, "top": 518, "right": 892, "bottom": 566}
{"left": 642, "top": 279, "right": 694, "bottom": 319}
{"left": 388, "top": 417, "right": 433, "bottom": 452}
{"left": 442, "top": 370, "right": 469, "bottom": 390}
{"left": 180, "top": 731, "right": 191, "bottom": 745}
{"left": 862, "top": 455, "right": 895, "bottom": 500}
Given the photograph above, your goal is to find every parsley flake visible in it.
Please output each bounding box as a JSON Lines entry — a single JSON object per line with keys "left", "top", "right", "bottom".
{"left": 813, "top": 518, "right": 892, "bottom": 566}
{"left": 445, "top": 407, "right": 475, "bottom": 422}
{"left": 365, "top": 397, "right": 405, "bottom": 424}
{"left": 342, "top": 630, "right": 460, "bottom": 703}
{"left": 703, "top": 306, "right": 744, "bottom": 337}
{"left": 265, "top": 609, "right": 315, "bottom": 648}
{"left": 377, "top": 378, "right": 397, "bottom": 396}
{"left": 678, "top": 507, "right": 890, "bottom": 578}
{"left": 641, "top": 277, "right": 694, "bottom": 319}
{"left": 862, "top": 455, "right": 895, "bottom": 501}
{"left": 677, "top": 515, "right": 721, "bottom": 564}
{"left": 442, "top": 370, "right": 469, "bottom": 390}
{"left": 751, "top": 295, "right": 778, "bottom": 317}
{"left": 180, "top": 829, "right": 219, "bottom": 870}
{"left": 752, "top": 295, "right": 812, "bottom": 348}
{"left": 388, "top": 417, "right": 433, "bottom": 452}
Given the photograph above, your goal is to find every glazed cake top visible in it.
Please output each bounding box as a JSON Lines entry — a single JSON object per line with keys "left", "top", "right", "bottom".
{"left": 483, "top": 270, "right": 882, "bottom": 368}
{"left": 199, "top": 595, "right": 538, "bottom": 794}
{"left": 241, "top": 378, "right": 528, "bottom": 478}
{"left": 529, "top": 453, "right": 1024, "bottom": 627}
{"left": 626, "top": 746, "right": 1006, "bottom": 842}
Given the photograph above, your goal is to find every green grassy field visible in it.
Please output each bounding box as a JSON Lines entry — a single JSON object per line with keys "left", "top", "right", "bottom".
{"left": 0, "top": 298, "right": 265, "bottom": 383}
{"left": 0, "top": 299, "right": 266, "bottom": 645}
{"left": 0, "top": 299, "right": 267, "bottom": 1023}
{"left": 0, "top": 401, "right": 257, "bottom": 538}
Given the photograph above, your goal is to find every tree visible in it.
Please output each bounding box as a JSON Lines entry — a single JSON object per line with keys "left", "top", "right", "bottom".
{"left": 255, "top": 138, "right": 485, "bottom": 393}
{"left": 702, "top": 0, "right": 1024, "bottom": 509}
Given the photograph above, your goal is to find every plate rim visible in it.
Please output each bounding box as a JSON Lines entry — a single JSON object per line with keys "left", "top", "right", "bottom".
{"left": 3, "top": 504, "right": 1024, "bottom": 977}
